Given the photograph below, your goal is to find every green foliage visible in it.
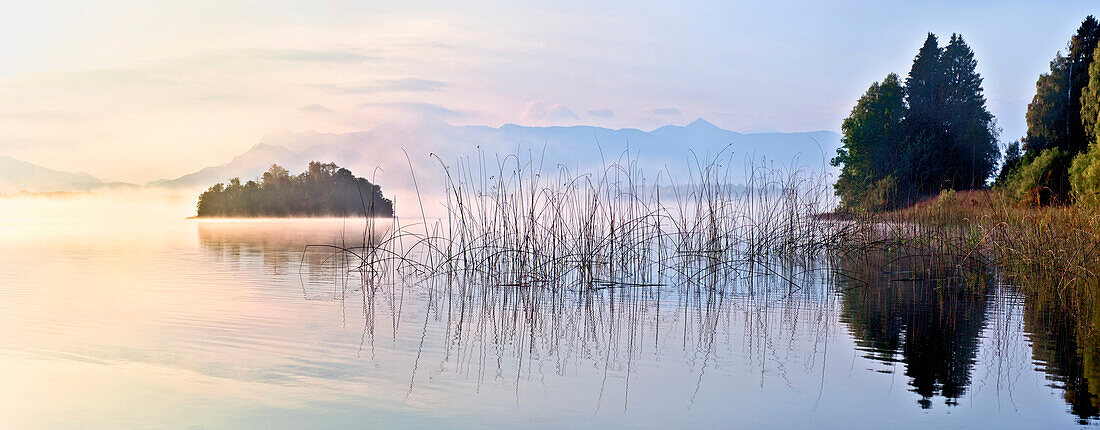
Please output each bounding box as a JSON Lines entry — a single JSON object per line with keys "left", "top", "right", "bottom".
{"left": 833, "top": 33, "right": 998, "bottom": 211}
{"left": 996, "top": 141, "right": 1023, "bottom": 185}
{"left": 1082, "top": 43, "right": 1100, "bottom": 144}
{"left": 1025, "top": 55, "right": 1070, "bottom": 154}
{"left": 1009, "top": 148, "right": 1072, "bottom": 205}
{"left": 832, "top": 74, "right": 906, "bottom": 210}
{"left": 1070, "top": 142, "right": 1100, "bottom": 207}
{"left": 941, "top": 35, "right": 1000, "bottom": 190}
{"left": 1068, "top": 16, "right": 1100, "bottom": 153}
{"left": 865, "top": 176, "right": 899, "bottom": 212}
{"left": 1021, "top": 16, "right": 1100, "bottom": 204}
{"left": 932, "top": 188, "right": 958, "bottom": 211}
{"left": 196, "top": 161, "right": 394, "bottom": 217}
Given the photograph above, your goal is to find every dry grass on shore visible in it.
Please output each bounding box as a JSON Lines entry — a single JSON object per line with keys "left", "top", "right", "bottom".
{"left": 873, "top": 189, "right": 1100, "bottom": 301}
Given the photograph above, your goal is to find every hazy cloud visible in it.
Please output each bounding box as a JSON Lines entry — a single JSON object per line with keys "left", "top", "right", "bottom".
{"left": 588, "top": 108, "right": 614, "bottom": 118}
{"left": 298, "top": 104, "right": 333, "bottom": 114}
{"left": 651, "top": 107, "right": 681, "bottom": 117}
{"left": 242, "top": 47, "right": 376, "bottom": 64}
{"left": 326, "top": 78, "right": 449, "bottom": 94}
{"left": 522, "top": 102, "right": 578, "bottom": 122}
{"left": 356, "top": 102, "right": 463, "bottom": 118}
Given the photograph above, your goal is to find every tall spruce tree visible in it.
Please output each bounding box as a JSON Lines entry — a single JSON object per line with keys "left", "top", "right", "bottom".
{"left": 903, "top": 34, "right": 949, "bottom": 194}
{"left": 833, "top": 32, "right": 999, "bottom": 210}
{"left": 942, "top": 34, "right": 999, "bottom": 189}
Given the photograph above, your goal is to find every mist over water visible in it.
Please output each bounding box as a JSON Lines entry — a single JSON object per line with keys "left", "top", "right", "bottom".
{"left": 0, "top": 195, "right": 1096, "bottom": 428}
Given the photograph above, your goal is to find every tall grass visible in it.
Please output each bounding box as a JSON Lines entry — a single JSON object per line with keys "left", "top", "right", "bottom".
{"left": 338, "top": 149, "right": 841, "bottom": 290}
{"left": 298, "top": 149, "right": 1100, "bottom": 414}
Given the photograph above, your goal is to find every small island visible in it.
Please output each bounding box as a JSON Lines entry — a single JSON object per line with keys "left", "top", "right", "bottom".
{"left": 196, "top": 162, "right": 394, "bottom": 217}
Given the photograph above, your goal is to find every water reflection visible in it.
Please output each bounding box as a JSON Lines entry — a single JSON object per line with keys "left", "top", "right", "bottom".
{"left": 1025, "top": 289, "right": 1100, "bottom": 424}
{"left": 198, "top": 219, "right": 389, "bottom": 290}
{"left": 350, "top": 253, "right": 839, "bottom": 411}
{"left": 833, "top": 248, "right": 994, "bottom": 409}
{"left": 188, "top": 220, "right": 1100, "bottom": 427}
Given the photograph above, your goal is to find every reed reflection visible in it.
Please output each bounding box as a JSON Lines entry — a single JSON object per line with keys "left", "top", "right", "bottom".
{"left": 198, "top": 218, "right": 1100, "bottom": 424}
{"left": 408, "top": 254, "right": 836, "bottom": 408}
{"left": 289, "top": 235, "right": 839, "bottom": 409}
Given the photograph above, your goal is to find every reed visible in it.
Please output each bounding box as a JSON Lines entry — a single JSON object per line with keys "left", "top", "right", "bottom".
{"left": 300, "top": 149, "right": 1100, "bottom": 413}
{"left": 314, "top": 148, "right": 845, "bottom": 293}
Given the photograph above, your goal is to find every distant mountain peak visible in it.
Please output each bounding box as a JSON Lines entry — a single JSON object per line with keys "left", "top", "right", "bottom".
{"left": 687, "top": 118, "right": 718, "bottom": 129}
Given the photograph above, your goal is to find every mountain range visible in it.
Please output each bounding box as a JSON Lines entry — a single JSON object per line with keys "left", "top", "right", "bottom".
{"left": 0, "top": 155, "right": 105, "bottom": 194}
{"left": 2, "top": 120, "right": 841, "bottom": 194}
{"left": 147, "top": 119, "right": 841, "bottom": 192}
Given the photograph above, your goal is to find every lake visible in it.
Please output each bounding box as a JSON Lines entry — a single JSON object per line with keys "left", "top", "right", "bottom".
{"left": 0, "top": 196, "right": 1095, "bottom": 429}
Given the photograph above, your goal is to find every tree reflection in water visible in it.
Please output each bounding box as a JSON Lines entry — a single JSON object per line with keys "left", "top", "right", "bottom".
{"left": 834, "top": 246, "right": 993, "bottom": 409}
{"left": 198, "top": 218, "right": 1100, "bottom": 424}
{"left": 1025, "top": 288, "right": 1100, "bottom": 424}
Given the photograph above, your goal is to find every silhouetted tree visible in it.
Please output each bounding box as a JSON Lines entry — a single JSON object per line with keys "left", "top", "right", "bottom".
{"left": 996, "top": 140, "right": 1023, "bottom": 184}
{"left": 904, "top": 33, "right": 950, "bottom": 194}
{"left": 833, "top": 33, "right": 998, "bottom": 210}
{"left": 942, "top": 34, "right": 999, "bottom": 190}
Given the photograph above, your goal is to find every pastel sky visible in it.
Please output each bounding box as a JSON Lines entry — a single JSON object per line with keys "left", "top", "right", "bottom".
{"left": 1, "top": 1, "right": 1096, "bottom": 183}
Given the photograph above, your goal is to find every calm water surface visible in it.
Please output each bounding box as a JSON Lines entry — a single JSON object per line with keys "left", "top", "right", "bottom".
{"left": 0, "top": 196, "right": 1096, "bottom": 429}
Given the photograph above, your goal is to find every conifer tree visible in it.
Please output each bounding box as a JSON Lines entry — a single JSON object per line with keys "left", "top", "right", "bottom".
{"left": 903, "top": 34, "right": 949, "bottom": 193}
{"left": 833, "top": 32, "right": 999, "bottom": 210}
{"left": 942, "top": 34, "right": 999, "bottom": 189}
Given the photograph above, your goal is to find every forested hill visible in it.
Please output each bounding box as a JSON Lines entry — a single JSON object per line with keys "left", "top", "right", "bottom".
{"left": 195, "top": 161, "right": 394, "bottom": 217}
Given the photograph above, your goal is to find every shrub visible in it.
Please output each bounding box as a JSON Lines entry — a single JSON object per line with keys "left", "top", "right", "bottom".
{"left": 840, "top": 175, "right": 899, "bottom": 213}
{"left": 1070, "top": 142, "right": 1100, "bottom": 207}
{"left": 1008, "top": 148, "right": 1071, "bottom": 205}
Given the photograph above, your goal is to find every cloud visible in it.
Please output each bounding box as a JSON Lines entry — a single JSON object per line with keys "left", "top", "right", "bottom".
{"left": 587, "top": 108, "right": 614, "bottom": 118}
{"left": 356, "top": 102, "right": 463, "bottom": 118}
{"left": 240, "top": 48, "right": 376, "bottom": 64}
{"left": 521, "top": 102, "right": 579, "bottom": 122}
{"left": 326, "top": 78, "right": 448, "bottom": 95}
{"left": 651, "top": 107, "right": 681, "bottom": 117}
{"left": 298, "top": 104, "right": 333, "bottom": 114}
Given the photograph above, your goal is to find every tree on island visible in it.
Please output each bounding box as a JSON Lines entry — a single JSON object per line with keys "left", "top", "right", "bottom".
{"left": 196, "top": 161, "right": 394, "bottom": 217}
{"left": 832, "top": 33, "right": 998, "bottom": 211}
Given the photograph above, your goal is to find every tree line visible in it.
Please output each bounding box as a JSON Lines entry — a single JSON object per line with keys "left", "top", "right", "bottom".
{"left": 833, "top": 16, "right": 1100, "bottom": 210}
{"left": 1011, "top": 16, "right": 1100, "bottom": 207}
{"left": 196, "top": 161, "right": 394, "bottom": 217}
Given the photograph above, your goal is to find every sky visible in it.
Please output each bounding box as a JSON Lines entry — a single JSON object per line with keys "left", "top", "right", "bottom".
{"left": 0, "top": 0, "right": 1097, "bottom": 183}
